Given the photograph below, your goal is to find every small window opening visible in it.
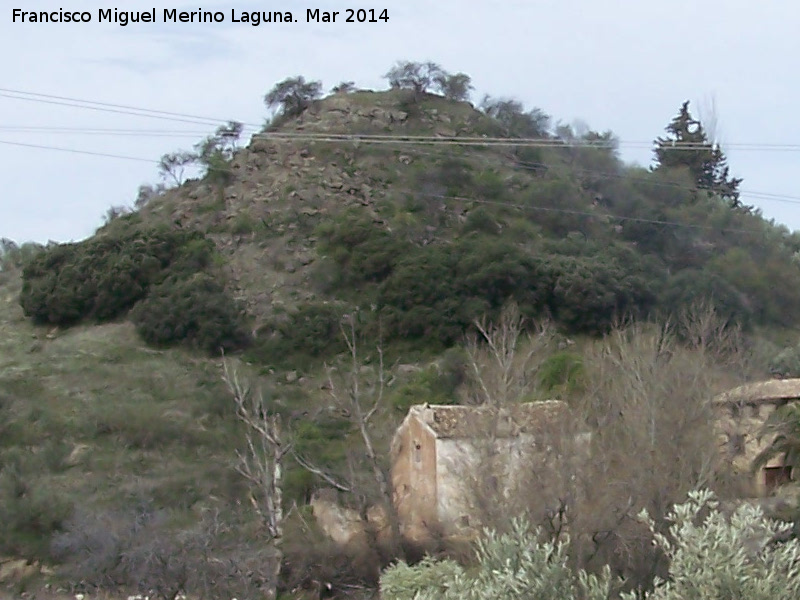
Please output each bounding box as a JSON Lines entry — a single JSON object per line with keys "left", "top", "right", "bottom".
{"left": 728, "top": 433, "right": 746, "bottom": 456}
{"left": 764, "top": 465, "right": 792, "bottom": 493}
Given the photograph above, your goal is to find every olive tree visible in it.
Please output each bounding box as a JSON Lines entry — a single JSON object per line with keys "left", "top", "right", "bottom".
{"left": 380, "top": 518, "right": 616, "bottom": 600}
{"left": 381, "top": 490, "right": 800, "bottom": 600}
{"left": 264, "top": 76, "right": 322, "bottom": 117}
{"left": 384, "top": 60, "right": 445, "bottom": 101}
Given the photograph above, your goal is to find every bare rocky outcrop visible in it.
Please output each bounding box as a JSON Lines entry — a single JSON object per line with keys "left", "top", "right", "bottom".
{"left": 310, "top": 489, "right": 394, "bottom": 552}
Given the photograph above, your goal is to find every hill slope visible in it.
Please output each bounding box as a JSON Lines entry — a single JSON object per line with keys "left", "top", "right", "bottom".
{"left": 3, "top": 86, "right": 800, "bottom": 596}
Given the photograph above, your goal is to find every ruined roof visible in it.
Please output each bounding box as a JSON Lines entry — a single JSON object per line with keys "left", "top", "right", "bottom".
{"left": 713, "top": 379, "right": 800, "bottom": 406}
{"left": 407, "top": 401, "right": 569, "bottom": 439}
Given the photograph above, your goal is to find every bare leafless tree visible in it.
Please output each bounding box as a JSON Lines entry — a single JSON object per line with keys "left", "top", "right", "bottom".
{"left": 565, "top": 317, "right": 749, "bottom": 594}
{"left": 321, "top": 314, "right": 403, "bottom": 556}
{"left": 454, "top": 307, "right": 748, "bottom": 596}
{"left": 441, "top": 304, "right": 575, "bottom": 544}
{"left": 326, "top": 317, "right": 389, "bottom": 501}
{"left": 463, "top": 303, "right": 552, "bottom": 406}
{"left": 222, "top": 360, "right": 289, "bottom": 600}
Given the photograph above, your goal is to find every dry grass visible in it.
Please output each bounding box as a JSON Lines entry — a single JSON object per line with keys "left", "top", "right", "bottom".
{"left": 0, "top": 273, "right": 244, "bottom": 556}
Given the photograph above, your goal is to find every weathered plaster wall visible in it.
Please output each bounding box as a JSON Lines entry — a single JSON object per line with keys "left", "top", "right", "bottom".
{"left": 435, "top": 434, "right": 548, "bottom": 535}
{"left": 390, "top": 414, "right": 438, "bottom": 543}
{"left": 714, "top": 400, "right": 785, "bottom": 496}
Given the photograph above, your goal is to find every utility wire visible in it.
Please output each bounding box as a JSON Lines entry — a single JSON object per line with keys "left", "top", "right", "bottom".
{"left": 4, "top": 87, "right": 800, "bottom": 220}
{"left": 0, "top": 87, "right": 236, "bottom": 126}
{"left": 0, "top": 126, "right": 213, "bottom": 135}
{"left": 400, "top": 146, "right": 800, "bottom": 207}
{"left": 0, "top": 137, "right": 782, "bottom": 236}
{"left": 5, "top": 88, "right": 800, "bottom": 150}
{"left": 0, "top": 139, "right": 158, "bottom": 163}
{"left": 5, "top": 131, "right": 800, "bottom": 208}
{"left": 0, "top": 93, "right": 231, "bottom": 127}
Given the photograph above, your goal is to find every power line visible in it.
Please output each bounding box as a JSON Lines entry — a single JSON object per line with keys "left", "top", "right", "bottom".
{"left": 0, "top": 93, "right": 232, "bottom": 127}
{"left": 0, "top": 87, "right": 237, "bottom": 126}
{"left": 0, "top": 126, "right": 213, "bottom": 135}
{"left": 0, "top": 139, "right": 158, "bottom": 163}
{"left": 0, "top": 137, "right": 783, "bottom": 236}
{"left": 0, "top": 127, "right": 210, "bottom": 138}
{"left": 5, "top": 88, "right": 800, "bottom": 151}
{"left": 4, "top": 88, "right": 800, "bottom": 213}
{"left": 6, "top": 129, "right": 800, "bottom": 209}
{"left": 247, "top": 131, "right": 800, "bottom": 151}
{"left": 401, "top": 146, "right": 800, "bottom": 207}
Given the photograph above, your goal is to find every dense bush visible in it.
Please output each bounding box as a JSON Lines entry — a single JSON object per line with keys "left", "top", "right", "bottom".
{"left": 247, "top": 301, "right": 352, "bottom": 365}
{"left": 17, "top": 218, "right": 247, "bottom": 355}
{"left": 380, "top": 490, "right": 800, "bottom": 600}
{"left": 316, "top": 210, "right": 409, "bottom": 289}
{"left": 380, "top": 518, "right": 616, "bottom": 600}
{"left": 537, "top": 351, "right": 585, "bottom": 396}
{"left": 546, "top": 253, "right": 655, "bottom": 333}
{"left": 659, "top": 268, "right": 752, "bottom": 329}
{"left": 389, "top": 350, "right": 467, "bottom": 413}
{"left": 643, "top": 490, "right": 800, "bottom": 600}
{"left": 319, "top": 211, "right": 663, "bottom": 345}
{"left": 130, "top": 274, "right": 249, "bottom": 355}
{"left": 379, "top": 236, "right": 548, "bottom": 344}
{"left": 20, "top": 221, "right": 214, "bottom": 326}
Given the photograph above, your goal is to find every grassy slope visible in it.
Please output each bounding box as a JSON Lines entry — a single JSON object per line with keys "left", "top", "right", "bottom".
{"left": 0, "top": 271, "right": 248, "bottom": 551}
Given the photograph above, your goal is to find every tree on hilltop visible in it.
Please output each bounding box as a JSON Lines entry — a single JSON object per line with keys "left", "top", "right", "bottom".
{"left": 384, "top": 60, "right": 474, "bottom": 103}
{"left": 653, "top": 101, "right": 744, "bottom": 209}
{"left": 480, "top": 95, "right": 550, "bottom": 138}
{"left": 434, "top": 72, "right": 473, "bottom": 102}
{"left": 264, "top": 76, "right": 322, "bottom": 118}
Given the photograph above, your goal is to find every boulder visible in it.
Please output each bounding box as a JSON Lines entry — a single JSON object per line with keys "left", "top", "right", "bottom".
{"left": 310, "top": 490, "right": 368, "bottom": 547}
{"left": 0, "top": 558, "right": 39, "bottom": 583}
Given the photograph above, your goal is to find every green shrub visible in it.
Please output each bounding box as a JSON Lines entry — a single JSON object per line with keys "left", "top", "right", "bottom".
{"left": 249, "top": 301, "right": 350, "bottom": 365}
{"left": 389, "top": 352, "right": 466, "bottom": 413}
{"left": 380, "top": 518, "right": 616, "bottom": 600}
{"left": 378, "top": 245, "right": 460, "bottom": 342}
{"left": 316, "top": 210, "right": 409, "bottom": 289}
{"left": 545, "top": 254, "right": 654, "bottom": 334}
{"left": 770, "top": 343, "right": 800, "bottom": 378}
{"left": 381, "top": 490, "right": 800, "bottom": 600}
{"left": 20, "top": 222, "right": 213, "bottom": 326}
{"left": 642, "top": 490, "right": 800, "bottom": 600}
{"left": 659, "top": 269, "right": 752, "bottom": 331}
{"left": 379, "top": 237, "right": 547, "bottom": 345}
{"left": 454, "top": 235, "right": 545, "bottom": 312}
{"left": 130, "top": 273, "right": 249, "bottom": 355}
{"left": 537, "top": 351, "right": 585, "bottom": 396}
{"left": 462, "top": 207, "right": 500, "bottom": 235}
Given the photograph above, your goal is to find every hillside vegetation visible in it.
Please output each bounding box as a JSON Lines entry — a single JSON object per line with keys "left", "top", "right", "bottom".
{"left": 3, "top": 62, "right": 800, "bottom": 598}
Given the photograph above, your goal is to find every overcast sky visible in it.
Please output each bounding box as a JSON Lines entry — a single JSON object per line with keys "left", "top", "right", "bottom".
{"left": 3, "top": 0, "right": 800, "bottom": 243}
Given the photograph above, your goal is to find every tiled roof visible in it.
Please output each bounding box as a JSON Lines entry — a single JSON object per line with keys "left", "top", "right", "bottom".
{"left": 713, "top": 379, "right": 800, "bottom": 406}
{"left": 408, "top": 401, "right": 569, "bottom": 439}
